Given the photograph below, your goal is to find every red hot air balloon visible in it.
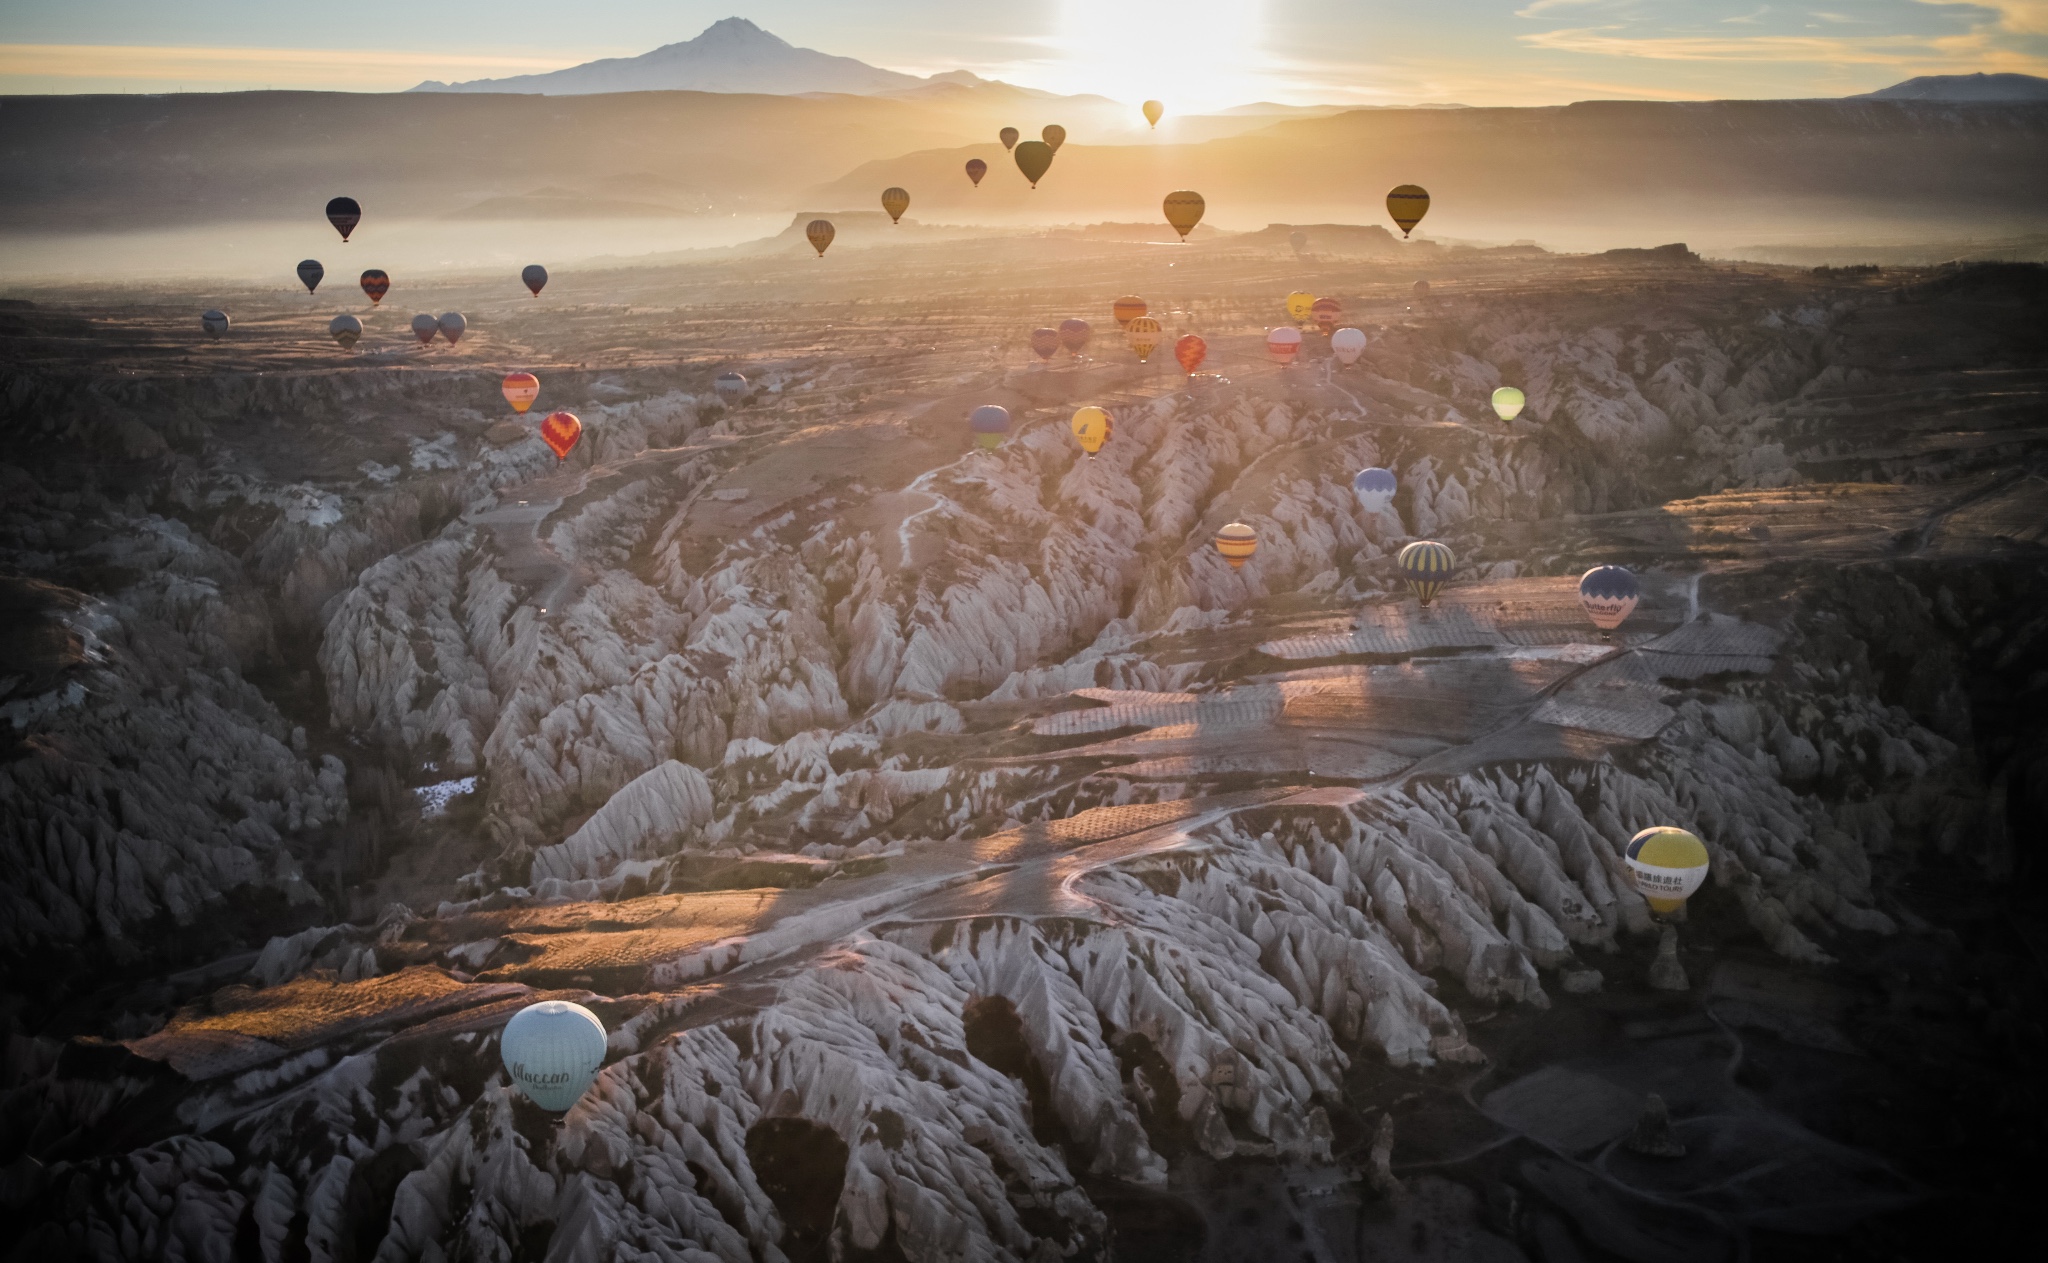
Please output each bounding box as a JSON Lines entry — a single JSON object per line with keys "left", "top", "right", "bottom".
{"left": 410, "top": 313, "right": 438, "bottom": 345}
{"left": 1112, "top": 296, "right": 1147, "bottom": 329}
{"left": 1267, "top": 327, "right": 1303, "bottom": 365}
{"left": 540, "top": 411, "right": 582, "bottom": 461}
{"left": 1311, "top": 297, "right": 1342, "bottom": 334}
{"left": 326, "top": 196, "right": 361, "bottom": 242}
{"left": 1058, "top": 318, "right": 1091, "bottom": 356}
{"left": 966, "top": 158, "right": 987, "bottom": 187}
{"left": 999, "top": 127, "right": 1019, "bottom": 150}
{"left": 502, "top": 372, "right": 540, "bottom": 414}
{"left": 359, "top": 270, "right": 390, "bottom": 304}
{"left": 1175, "top": 333, "right": 1207, "bottom": 376}
{"left": 1029, "top": 327, "right": 1061, "bottom": 361}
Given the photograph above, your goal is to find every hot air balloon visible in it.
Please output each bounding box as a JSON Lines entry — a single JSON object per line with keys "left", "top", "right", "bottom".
{"left": 969, "top": 404, "right": 1010, "bottom": 450}
{"left": 360, "top": 270, "right": 389, "bottom": 304}
{"left": 881, "top": 187, "right": 910, "bottom": 224}
{"left": 522, "top": 264, "right": 548, "bottom": 297}
{"left": 714, "top": 372, "right": 748, "bottom": 403}
{"left": 1412, "top": 280, "right": 1431, "bottom": 298}
{"left": 1071, "top": 406, "right": 1111, "bottom": 458}
{"left": 966, "top": 158, "right": 987, "bottom": 187}
{"left": 1175, "top": 333, "right": 1207, "bottom": 376}
{"left": 328, "top": 314, "right": 362, "bottom": 350}
{"left": 1041, "top": 124, "right": 1066, "bottom": 153}
{"left": 438, "top": 312, "right": 466, "bottom": 345}
{"left": 1386, "top": 185, "right": 1430, "bottom": 237}
{"left": 1625, "top": 827, "right": 1710, "bottom": 915}
{"left": 1331, "top": 327, "right": 1367, "bottom": 366}
{"left": 501, "top": 1000, "right": 606, "bottom": 1113}
{"left": 1214, "top": 522, "right": 1257, "bottom": 569}
{"left": 806, "top": 220, "right": 835, "bottom": 257}
{"left": 1112, "top": 296, "right": 1147, "bottom": 329}
{"left": 1311, "top": 297, "right": 1342, "bottom": 334}
{"left": 1266, "top": 327, "right": 1303, "bottom": 365}
{"left": 1353, "top": 468, "right": 1397, "bottom": 516}
{"left": 297, "top": 260, "right": 324, "bottom": 294}
{"left": 1030, "top": 328, "right": 1061, "bottom": 361}
{"left": 1058, "top": 318, "right": 1091, "bottom": 356}
{"left": 200, "top": 310, "right": 228, "bottom": 338}
{"left": 1491, "top": 386, "right": 1526, "bottom": 423}
{"left": 999, "top": 127, "right": 1019, "bottom": 150}
{"left": 1126, "top": 316, "right": 1162, "bottom": 362}
{"left": 1014, "top": 141, "right": 1054, "bottom": 188}
{"left": 502, "top": 372, "right": 540, "bottom": 414}
{"left": 326, "top": 196, "right": 361, "bottom": 242}
{"left": 1143, "top": 100, "right": 1164, "bottom": 129}
{"left": 540, "top": 411, "right": 582, "bottom": 461}
{"left": 1163, "top": 190, "right": 1205, "bottom": 242}
{"left": 410, "top": 314, "right": 438, "bottom": 346}
{"left": 1284, "top": 292, "right": 1315, "bottom": 324}
{"left": 1289, "top": 230, "right": 1309, "bottom": 255}
{"left": 1578, "top": 565, "right": 1640, "bottom": 634}
{"left": 1397, "top": 540, "right": 1455, "bottom": 607}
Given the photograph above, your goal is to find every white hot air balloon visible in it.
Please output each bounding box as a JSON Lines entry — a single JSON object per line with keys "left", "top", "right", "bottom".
{"left": 1330, "top": 327, "right": 1367, "bottom": 366}
{"left": 437, "top": 311, "right": 467, "bottom": 345}
{"left": 1352, "top": 467, "right": 1397, "bottom": 516}
{"left": 501, "top": 1000, "right": 607, "bottom": 1112}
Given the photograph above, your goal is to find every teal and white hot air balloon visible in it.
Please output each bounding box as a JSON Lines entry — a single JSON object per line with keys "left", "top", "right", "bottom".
{"left": 501, "top": 1000, "right": 606, "bottom": 1112}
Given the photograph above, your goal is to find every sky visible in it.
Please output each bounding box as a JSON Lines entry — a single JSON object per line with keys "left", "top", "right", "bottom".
{"left": 1, "top": 1, "right": 2044, "bottom": 107}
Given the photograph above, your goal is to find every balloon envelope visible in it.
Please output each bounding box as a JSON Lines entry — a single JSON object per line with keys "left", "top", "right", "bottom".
{"left": 410, "top": 313, "right": 438, "bottom": 345}
{"left": 1386, "top": 184, "right": 1430, "bottom": 237}
{"left": 437, "top": 311, "right": 466, "bottom": 344}
{"left": 969, "top": 404, "right": 1010, "bottom": 450}
{"left": 805, "top": 219, "right": 835, "bottom": 257}
{"left": 1625, "top": 827, "right": 1710, "bottom": 914}
{"left": 1175, "top": 333, "right": 1207, "bottom": 375}
{"left": 1143, "top": 100, "right": 1164, "bottom": 128}
{"left": 1353, "top": 467, "right": 1397, "bottom": 515}
{"left": 540, "top": 411, "right": 582, "bottom": 461}
{"left": 1331, "top": 327, "right": 1368, "bottom": 365}
{"left": 1029, "top": 328, "right": 1061, "bottom": 361}
{"left": 999, "top": 127, "right": 1019, "bottom": 150}
{"left": 1311, "top": 297, "right": 1342, "bottom": 332}
{"left": 328, "top": 314, "right": 362, "bottom": 350}
{"left": 1162, "top": 190, "right": 1205, "bottom": 241}
{"left": 1491, "top": 386, "right": 1526, "bottom": 422}
{"left": 1058, "top": 318, "right": 1091, "bottom": 355}
{"left": 325, "top": 196, "right": 361, "bottom": 242}
{"left": 1070, "top": 406, "right": 1111, "bottom": 456}
{"left": 1578, "top": 565, "right": 1640, "bottom": 632}
{"left": 296, "top": 259, "right": 324, "bottom": 294}
{"left": 521, "top": 264, "right": 548, "bottom": 296}
{"left": 1013, "top": 140, "right": 1054, "bottom": 187}
{"left": 1266, "top": 327, "right": 1303, "bottom": 365}
{"left": 1289, "top": 230, "right": 1309, "bottom": 255}
{"left": 1397, "top": 540, "right": 1455, "bottom": 607}
{"left": 1412, "top": 280, "right": 1431, "bottom": 297}
{"left": 502, "top": 372, "right": 540, "bottom": 414}
{"left": 965, "top": 158, "right": 987, "bottom": 186}
{"left": 200, "top": 309, "right": 228, "bottom": 338}
{"left": 1112, "top": 296, "right": 1146, "bottom": 328}
{"left": 501, "top": 1000, "right": 606, "bottom": 1113}
{"left": 881, "top": 187, "right": 910, "bottom": 224}
{"left": 359, "top": 270, "right": 389, "bottom": 304}
{"left": 1284, "top": 292, "right": 1315, "bottom": 323}
{"left": 1214, "top": 522, "right": 1257, "bottom": 569}
{"left": 1125, "top": 316, "right": 1162, "bottom": 361}
{"left": 714, "top": 372, "right": 748, "bottom": 402}
{"left": 1041, "top": 124, "right": 1066, "bottom": 152}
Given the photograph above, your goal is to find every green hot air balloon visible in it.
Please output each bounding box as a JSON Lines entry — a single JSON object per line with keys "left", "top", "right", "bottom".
{"left": 1014, "top": 140, "right": 1054, "bottom": 189}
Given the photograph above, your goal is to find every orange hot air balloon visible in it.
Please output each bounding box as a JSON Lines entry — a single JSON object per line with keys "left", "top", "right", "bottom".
{"left": 502, "top": 372, "right": 540, "bottom": 414}
{"left": 1162, "top": 190, "right": 1205, "bottom": 242}
{"left": 1125, "top": 316, "right": 1163, "bottom": 362}
{"left": 1267, "top": 327, "right": 1303, "bottom": 365}
{"left": 1112, "top": 295, "right": 1147, "bottom": 329}
{"left": 1311, "top": 296, "right": 1342, "bottom": 334}
{"left": 359, "top": 270, "right": 389, "bottom": 304}
{"left": 540, "top": 411, "right": 582, "bottom": 461}
{"left": 1143, "top": 100, "right": 1164, "bottom": 129}
{"left": 1386, "top": 184, "right": 1430, "bottom": 237}
{"left": 881, "top": 187, "right": 909, "bottom": 224}
{"left": 1175, "top": 333, "right": 1207, "bottom": 375}
{"left": 1041, "top": 124, "right": 1066, "bottom": 152}
{"left": 966, "top": 158, "right": 987, "bottom": 186}
{"left": 1214, "top": 522, "right": 1258, "bottom": 569}
{"left": 806, "top": 219, "right": 835, "bottom": 257}
{"left": 999, "top": 126, "right": 1019, "bottom": 150}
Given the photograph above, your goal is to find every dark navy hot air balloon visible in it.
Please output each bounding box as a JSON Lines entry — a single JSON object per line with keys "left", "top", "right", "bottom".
{"left": 522, "top": 264, "right": 548, "bottom": 297}
{"left": 1578, "top": 565, "right": 1641, "bottom": 634}
{"left": 1352, "top": 468, "right": 1397, "bottom": 516}
{"left": 1398, "top": 540, "right": 1456, "bottom": 607}
{"left": 297, "top": 260, "right": 324, "bottom": 294}
{"left": 969, "top": 404, "right": 1011, "bottom": 450}
{"left": 326, "top": 197, "right": 361, "bottom": 242}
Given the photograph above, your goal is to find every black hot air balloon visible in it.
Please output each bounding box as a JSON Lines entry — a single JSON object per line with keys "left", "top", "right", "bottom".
{"left": 326, "top": 197, "right": 361, "bottom": 242}
{"left": 522, "top": 264, "right": 548, "bottom": 297}
{"left": 297, "top": 259, "right": 324, "bottom": 294}
{"left": 966, "top": 158, "right": 987, "bottom": 187}
{"left": 1014, "top": 141, "right": 1054, "bottom": 189}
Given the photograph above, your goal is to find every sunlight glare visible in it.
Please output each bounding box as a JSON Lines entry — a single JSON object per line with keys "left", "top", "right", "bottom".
{"left": 1051, "top": 0, "right": 1269, "bottom": 112}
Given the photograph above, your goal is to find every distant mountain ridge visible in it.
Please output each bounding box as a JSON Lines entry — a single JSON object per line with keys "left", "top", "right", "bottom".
{"left": 1855, "top": 73, "right": 2048, "bottom": 102}
{"left": 411, "top": 17, "right": 925, "bottom": 96}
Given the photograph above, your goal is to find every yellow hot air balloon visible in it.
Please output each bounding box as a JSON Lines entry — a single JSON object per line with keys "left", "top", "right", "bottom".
{"left": 1625, "top": 827, "right": 1711, "bottom": 915}
{"left": 1162, "top": 190, "right": 1205, "bottom": 242}
{"left": 881, "top": 187, "right": 909, "bottom": 224}
{"left": 1143, "top": 100, "right": 1164, "bottom": 129}
{"left": 1386, "top": 184, "right": 1430, "bottom": 237}
{"left": 1070, "top": 406, "right": 1112, "bottom": 458}
{"left": 1284, "top": 291, "right": 1315, "bottom": 324}
{"left": 1491, "top": 386, "right": 1526, "bottom": 422}
{"left": 806, "top": 219, "right": 835, "bottom": 257}
{"left": 1125, "top": 316, "right": 1162, "bottom": 362}
{"left": 1214, "top": 522, "right": 1257, "bottom": 569}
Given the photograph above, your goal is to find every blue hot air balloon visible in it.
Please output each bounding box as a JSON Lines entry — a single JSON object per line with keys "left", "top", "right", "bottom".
{"left": 296, "top": 259, "right": 324, "bottom": 294}
{"left": 969, "top": 404, "right": 1011, "bottom": 450}
{"left": 1579, "top": 565, "right": 1641, "bottom": 633}
{"left": 1352, "top": 468, "right": 1397, "bottom": 516}
{"left": 501, "top": 1000, "right": 607, "bottom": 1112}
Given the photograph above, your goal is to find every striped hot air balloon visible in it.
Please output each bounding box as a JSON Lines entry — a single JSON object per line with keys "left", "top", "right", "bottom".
{"left": 1397, "top": 540, "right": 1455, "bottom": 606}
{"left": 540, "top": 411, "right": 582, "bottom": 461}
{"left": 969, "top": 404, "right": 1011, "bottom": 450}
{"left": 1311, "top": 296, "right": 1342, "bottom": 334}
{"left": 1125, "top": 317, "right": 1162, "bottom": 362}
{"left": 1175, "top": 333, "right": 1207, "bottom": 376}
{"left": 1625, "top": 827, "right": 1710, "bottom": 915}
{"left": 1578, "top": 565, "right": 1640, "bottom": 633}
{"left": 1112, "top": 296, "right": 1146, "bottom": 329}
{"left": 1214, "top": 522, "right": 1258, "bottom": 569}
{"left": 881, "top": 187, "right": 910, "bottom": 224}
{"left": 1352, "top": 468, "right": 1397, "bottom": 516}
{"left": 806, "top": 220, "right": 835, "bottom": 257}
{"left": 359, "top": 270, "right": 389, "bottom": 304}
{"left": 1386, "top": 184, "right": 1430, "bottom": 237}
{"left": 328, "top": 314, "right": 362, "bottom": 350}
{"left": 502, "top": 372, "right": 540, "bottom": 414}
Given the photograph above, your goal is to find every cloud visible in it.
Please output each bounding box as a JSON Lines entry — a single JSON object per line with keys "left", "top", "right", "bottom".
{"left": 0, "top": 43, "right": 587, "bottom": 90}
{"left": 1516, "top": 0, "right": 2048, "bottom": 72}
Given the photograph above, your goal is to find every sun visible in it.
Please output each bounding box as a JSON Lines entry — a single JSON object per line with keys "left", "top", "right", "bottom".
{"left": 1050, "top": 0, "right": 1271, "bottom": 113}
